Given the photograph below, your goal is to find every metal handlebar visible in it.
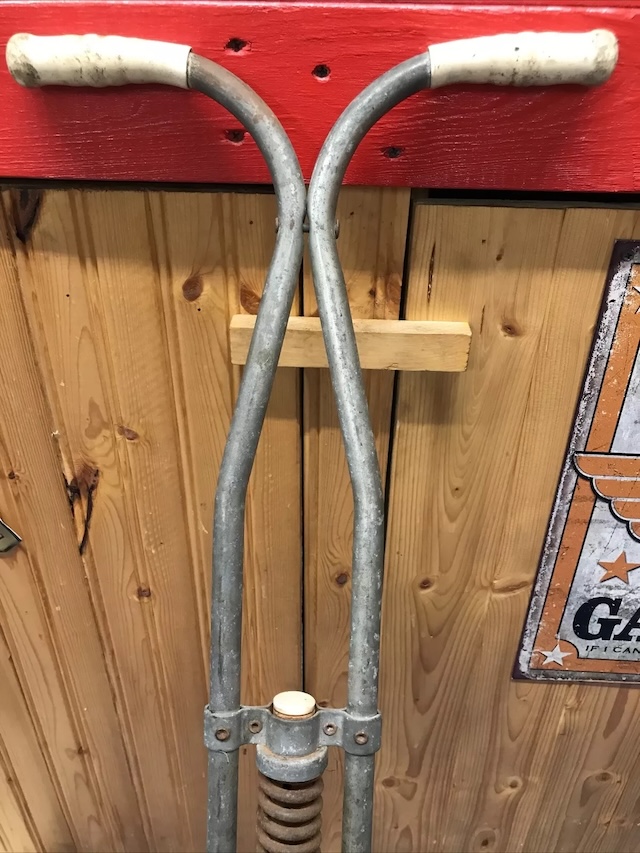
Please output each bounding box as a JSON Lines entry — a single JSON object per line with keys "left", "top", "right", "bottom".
{"left": 6, "top": 28, "right": 618, "bottom": 853}
{"left": 306, "top": 28, "right": 616, "bottom": 851}
{"left": 6, "top": 33, "right": 307, "bottom": 853}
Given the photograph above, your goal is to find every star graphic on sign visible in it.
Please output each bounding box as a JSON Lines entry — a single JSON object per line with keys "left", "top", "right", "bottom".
{"left": 538, "top": 644, "right": 571, "bottom": 666}
{"left": 598, "top": 551, "right": 640, "bottom": 584}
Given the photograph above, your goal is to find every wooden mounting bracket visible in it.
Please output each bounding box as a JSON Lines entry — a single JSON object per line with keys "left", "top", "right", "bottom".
{"left": 230, "top": 315, "right": 472, "bottom": 372}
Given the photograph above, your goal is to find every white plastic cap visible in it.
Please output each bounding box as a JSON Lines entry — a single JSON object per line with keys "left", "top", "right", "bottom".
{"left": 272, "top": 691, "right": 317, "bottom": 719}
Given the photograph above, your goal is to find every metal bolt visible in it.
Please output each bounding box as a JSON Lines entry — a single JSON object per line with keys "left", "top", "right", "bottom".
{"left": 248, "top": 719, "right": 262, "bottom": 734}
{"left": 323, "top": 722, "right": 337, "bottom": 737}
{"left": 215, "top": 727, "right": 230, "bottom": 742}
{"left": 354, "top": 731, "right": 369, "bottom": 745}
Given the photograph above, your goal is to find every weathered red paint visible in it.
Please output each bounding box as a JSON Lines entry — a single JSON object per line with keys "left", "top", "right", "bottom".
{"left": 0, "top": 2, "right": 638, "bottom": 190}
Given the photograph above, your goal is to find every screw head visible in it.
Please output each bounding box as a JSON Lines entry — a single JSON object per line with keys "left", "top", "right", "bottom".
{"left": 248, "top": 719, "right": 262, "bottom": 734}
{"left": 323, "top": 722, "right": 337, "bottom": 737}
{"left": 215, "top": 727, "right": 230, "bottom": 742}
{"left": 354, "top": 731, "right": 369, "bottom": 746}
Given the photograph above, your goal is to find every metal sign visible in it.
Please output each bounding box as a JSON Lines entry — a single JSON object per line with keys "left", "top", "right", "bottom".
{"left": 0, "top": 518, "right": 21, "bottom": 555}
{"left": 518, "top": 241, "right": 640, "bottom": 683}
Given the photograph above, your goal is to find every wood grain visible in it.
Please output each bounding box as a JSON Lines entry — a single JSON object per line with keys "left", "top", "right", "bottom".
{"left": 303, "top": 186, "right": 411, "bottom": 851}
{"left": 0, "top": 188, "right": 301, "bottom": 852}
{"left": 0, "top": 3, "right": 638, "bottom": 191}
{"left": 146, "top": 191, "right": 302, "bottom": 853}
{"left": 4, "top": 188, "right": 640, "bottom": 853}
{"left": 0, "top": 624, "right": 73, "bottom": 853}
{"left": 376, "top": 203, "right": 640, "bottom": 853}
{"left": 230, "top": 316, "right": 472, "bottom": 371}
{"left": 0, "top": 766, "right": 37, "bottom": 853}
{"left": 9, "top": 187, "right": 199, "bottom": 852}
{"left": 0, "top": 193, "right": 147, "bottom": 852}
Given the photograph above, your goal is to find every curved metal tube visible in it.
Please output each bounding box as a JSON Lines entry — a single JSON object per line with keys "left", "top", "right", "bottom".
{"left": 307, "top": 53, "right": 430, "bottom": 853}
{"left": 188, "top": 55, "right": 306, "bottom": 853}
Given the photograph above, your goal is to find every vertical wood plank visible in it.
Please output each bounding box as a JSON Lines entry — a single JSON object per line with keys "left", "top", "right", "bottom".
{"left": 148, "top": 191, "right": 302, "bottom": 853}
{"left": 1, "top": 187, "right": 302, "bottom": 853}
{"left": 377, "top": 204, "right": 640, "bottom": 853}
{"left": 10, "top": 188, "right": 191, "bottom": 852}
{"left": 75, "top": 189, "right": 209, "bottom": 850}
{"left": 0, "top": 764, "right": 37, "bottom": 853}
{"left": 0, "top": 624, "right": 74, "bottom": 852}
{"left": 0, "top": 193, "right": 147, "bottom": 853}
{"left": 303, "top": 187, "right": 410, "bottom": 850}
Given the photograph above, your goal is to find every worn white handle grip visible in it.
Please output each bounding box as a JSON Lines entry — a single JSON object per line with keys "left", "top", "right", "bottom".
{"left": 6, "top": 33, "right": 191, "bottom": 88}
{"left": 428, "top": 30, "right": 618, "bottom": 88}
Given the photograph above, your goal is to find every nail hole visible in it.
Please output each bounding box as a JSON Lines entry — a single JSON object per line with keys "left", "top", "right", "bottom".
{"left": 224, "top": 129, "right": 246, "bottom": 145}
{"left": 419, "top": 578, "right": 433, "bottom": 590}
{"left": 335, "top": 572, "right": 349, "bottom": 586}
{"left": 383, "top": 146, "right": 404, "bottom": 159}
{"left": 225, "top": 38, "right": 249, "bottom": 53}
{"left": 312, "top": 64, "right": 331, "bottom": 80}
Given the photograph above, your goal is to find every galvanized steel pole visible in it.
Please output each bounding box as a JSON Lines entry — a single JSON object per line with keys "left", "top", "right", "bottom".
{"left": 307, "top": 55, "right": 431, "bottom": 852}
{"left": 188, "top": 55, "right": 306, "bottom": 853}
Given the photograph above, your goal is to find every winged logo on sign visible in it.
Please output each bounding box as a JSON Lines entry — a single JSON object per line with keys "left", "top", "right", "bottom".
{"left": 575, "top": 453, "right": 640, "bottom": 541}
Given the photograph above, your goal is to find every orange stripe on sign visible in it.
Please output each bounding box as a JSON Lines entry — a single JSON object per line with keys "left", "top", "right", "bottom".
{"left": 593, "top": 477, "right": 640, "bottom": 500}
{"left": 575, "top": 453, "right": 640, "bottom": 480}
{"left": 611, "top": 499, "right": 640, "bottom": 523}
{"left": 586, "top": 266, "right": 640, "bottom": 453}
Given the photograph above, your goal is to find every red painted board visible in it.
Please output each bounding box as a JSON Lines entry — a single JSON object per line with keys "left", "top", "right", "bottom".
{"left": 0, "top": 1, "right": 638, "bottom": 190}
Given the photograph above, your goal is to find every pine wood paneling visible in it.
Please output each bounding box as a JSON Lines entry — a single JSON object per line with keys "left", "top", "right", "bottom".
{"left": 0, "top": 625, "right": 73, "bottom": 853}
{"left": 3, "top": 188, "right": 640, "bottom": 853}
{"left": 376, "top": 204, "right": 640, "bottom": 853}
{"left": 0, "top": 188, "right": 301, "bottom": 853}
{"left": 0, "top": 193, "right": 147, "bottom": 853}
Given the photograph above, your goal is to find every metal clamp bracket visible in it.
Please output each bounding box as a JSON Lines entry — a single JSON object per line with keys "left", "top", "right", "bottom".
{"left": 204, "top": 705, "right": 381, "bottom": 756}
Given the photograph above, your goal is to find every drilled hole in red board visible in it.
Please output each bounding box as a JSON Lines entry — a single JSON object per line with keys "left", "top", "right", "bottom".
{"left": 225, "top": 129, "right": 246, "bottom": 145}
{"left": 225, "top": 38, "right": 250, "bottom": 54}
{"left": 312, "top": 64, "right": 331, "bottom": 80}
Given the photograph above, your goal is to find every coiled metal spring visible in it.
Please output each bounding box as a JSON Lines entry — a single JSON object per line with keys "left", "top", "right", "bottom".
{"left": 256, "top": 773, "right": 323, "bottom": 853}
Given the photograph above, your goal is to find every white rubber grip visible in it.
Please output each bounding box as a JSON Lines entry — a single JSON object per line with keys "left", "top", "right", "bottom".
{"left": 6, "top": 33, "right": 191, "bottom": 88}
{"left": 428, "top": 30, "right": 618, "bottom": 88}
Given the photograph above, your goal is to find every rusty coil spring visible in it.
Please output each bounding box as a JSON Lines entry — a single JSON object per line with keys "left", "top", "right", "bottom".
{"left": 256, "top": 772, "right": 323, "bottom": 853}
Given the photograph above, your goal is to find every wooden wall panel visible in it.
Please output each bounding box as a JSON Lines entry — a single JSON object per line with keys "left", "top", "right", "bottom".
{"left": 303, "top": 186, "right": 411, "bottom": 850}
{"left": 0, "top": 625, "right": 73, "bottom": 853}
{"left": 4, "top": 187, "right": 640, "bottom": 853}
{"left": 0, "top": 188, "right": 301, "bottom": 852}
{"left": 0, "top": 769, "right": 37, "bottom": 853}
{"left": 0, "top": 196, "right": 147, "bottom": 853}
{"left": 146, "top": 192, "right": 302, "bottom": 852}
{"left": 376, "top": 204, "right": 640, "bottom": 853}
